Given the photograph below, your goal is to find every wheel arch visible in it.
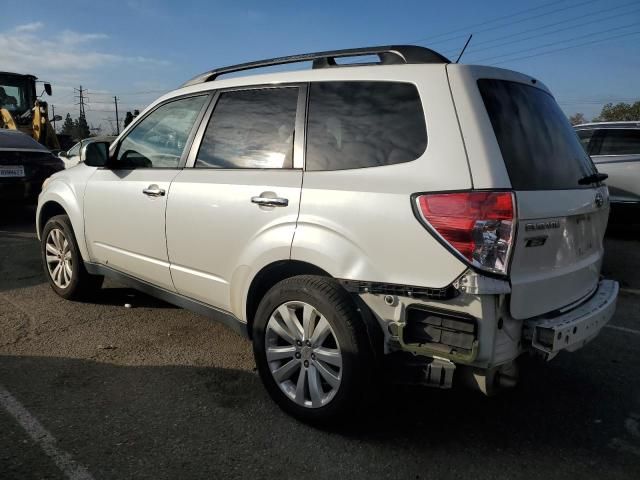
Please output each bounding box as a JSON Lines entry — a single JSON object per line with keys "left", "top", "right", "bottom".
{"left": 38, "top": 201, "right": 67, "bottom": 237}
{"left": 37, "top": 182, "right": 90, "bottom": 262}
{"left": 244, "top": 260, "right": 384, "bottom": 358}
{"left": 245, "top": 260, "right": 330, "bottom": 338}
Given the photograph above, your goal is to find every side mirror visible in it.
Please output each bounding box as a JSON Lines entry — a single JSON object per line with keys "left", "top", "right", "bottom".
{"left": 44, "top": 83, "right": 52, "bottom": 96}
{"left": 58, "top": 150, "right": 68, "bottom": 158}
{"left": 81, "top": 142, "right": 110, "bottom": 167}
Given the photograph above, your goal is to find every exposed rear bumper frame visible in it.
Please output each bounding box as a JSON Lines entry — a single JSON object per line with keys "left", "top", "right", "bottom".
{"left": 523, "top": 279, "right": 618, "bottom": 360}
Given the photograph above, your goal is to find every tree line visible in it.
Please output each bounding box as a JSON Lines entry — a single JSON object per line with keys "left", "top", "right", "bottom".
{"left": 569, "top": 101, "right": 640, "bottom": 126}
{"left": 59, "top": 113, "right": 92, "bottom": 141}
{"left": 58, "top": 111, "right": 138, "bottom": 141}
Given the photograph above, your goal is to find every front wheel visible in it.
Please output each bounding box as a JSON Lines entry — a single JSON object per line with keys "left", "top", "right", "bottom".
{"left": 253, "top": 275, "right": 373, "bottom": 424}
{"left": 41, "top": 214, "right": 103, "bottom": 300}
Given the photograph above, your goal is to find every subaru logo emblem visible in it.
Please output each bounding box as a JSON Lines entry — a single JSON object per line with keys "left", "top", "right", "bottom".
{"left": 595, "top": 192, "right": 604, "bottom": 208}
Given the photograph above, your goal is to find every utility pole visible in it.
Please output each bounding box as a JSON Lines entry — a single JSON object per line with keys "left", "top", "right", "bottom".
{"left": 114, "top": 96, "right": 120, "bottom": 134}
{"left": 74, "top": 85, "right": 88, "bottom": 118}
{"left": 51, "top": 104, "right": 57, "bottom": 132}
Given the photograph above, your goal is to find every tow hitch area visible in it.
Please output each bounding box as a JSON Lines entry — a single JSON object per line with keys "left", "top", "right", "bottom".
{"left": 524, "top": 279, "right": 618, "bottom": 360}
{"left": 384, "top": 353, "right": 456, "bottom": 388}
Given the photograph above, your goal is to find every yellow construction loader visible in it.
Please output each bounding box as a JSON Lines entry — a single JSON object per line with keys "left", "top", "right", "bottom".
{"left": 0, "top": 71, "right": 60, "bottom": 150}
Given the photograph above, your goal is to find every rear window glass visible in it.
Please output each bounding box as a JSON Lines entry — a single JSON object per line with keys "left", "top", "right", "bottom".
{"left": 597, "top": 129, "right": 640, "bottom": 155}
{"left": 478, "top": 79, "right": 595, "bottom": 190}
{"left": 576, "top": 129, "right": 594, "bottom": 153}
{"left": 305, "top": 81, "right": 427, "bottom": 171}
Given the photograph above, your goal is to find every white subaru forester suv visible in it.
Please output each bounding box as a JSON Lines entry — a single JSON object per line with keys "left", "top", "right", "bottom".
{"left": 37, "top": 46, "right": 618, "bottom": 423}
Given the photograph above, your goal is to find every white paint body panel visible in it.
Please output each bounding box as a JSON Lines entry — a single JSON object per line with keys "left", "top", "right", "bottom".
{"left": 509, "top": 188, "right": 609, "bottom": 319}
{"left": 166, "top": 169, "right": 302, "bottom": 317}
{"left": 592, "top": 155, "right": 640, "bottom": 204}
{"left": 36, "top": 164, "right": 96, "bottom": 261}
{"left": 293, "top": 66, "right": 470, "bottom": 288}
{"left": 84, "top": 169, "right": 180, "bottom": 291}
{"left": 447, "top": 64, "right": 609, "bottom": 319}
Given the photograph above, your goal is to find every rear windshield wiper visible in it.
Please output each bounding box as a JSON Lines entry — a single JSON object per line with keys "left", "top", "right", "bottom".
{"left": 578, "top": 172, "right": 608, "bottom": 185}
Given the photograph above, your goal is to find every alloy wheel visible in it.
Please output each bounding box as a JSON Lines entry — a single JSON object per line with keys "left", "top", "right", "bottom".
{"left": 265, "top": 301, "right": 343, "bottom": 408}
{"left": 45, "top": 228, "right": 73, "bottom": 289}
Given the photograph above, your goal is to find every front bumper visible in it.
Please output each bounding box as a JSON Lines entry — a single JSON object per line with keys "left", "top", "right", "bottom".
{"left": 524, "top": 279, "right": 618, "bottom": 360}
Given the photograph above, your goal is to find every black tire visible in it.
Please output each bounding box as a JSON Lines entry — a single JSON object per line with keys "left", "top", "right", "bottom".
{"left": 41, "top": 214, "right": 103, "bottom": 300}
{"left": 253, "top": 275, "right": 373, "bottom": 424}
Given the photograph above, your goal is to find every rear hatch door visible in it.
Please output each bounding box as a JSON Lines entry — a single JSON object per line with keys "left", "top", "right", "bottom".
{"left": 476, "top": 78, "right": 609, "bottom": 319}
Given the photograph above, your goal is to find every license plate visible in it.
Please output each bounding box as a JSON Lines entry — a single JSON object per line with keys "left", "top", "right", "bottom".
{"left": 0, "top": 165, "right": 25, "bottom": 177}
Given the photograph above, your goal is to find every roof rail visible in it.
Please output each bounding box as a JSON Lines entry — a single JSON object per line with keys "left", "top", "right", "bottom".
{"left": 181, "top": 45, "right": 450, "bottom": 87}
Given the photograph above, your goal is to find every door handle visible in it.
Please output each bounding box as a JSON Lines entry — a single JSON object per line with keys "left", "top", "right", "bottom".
{"left": 142, "top": 185, "right": 166, "bottom": 197}
{"left": 251, "top": 196, "right": 288, "bottom": 207}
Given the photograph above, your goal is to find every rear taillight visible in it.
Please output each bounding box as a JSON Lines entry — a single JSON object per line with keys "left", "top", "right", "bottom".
{"left": 415, "top": 191, "right": 515, "bottom": 275}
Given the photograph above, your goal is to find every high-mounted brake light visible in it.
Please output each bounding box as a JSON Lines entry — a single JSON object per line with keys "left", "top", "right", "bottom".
{"left": 415, "top": 191, "right": 516, "bottom": 275}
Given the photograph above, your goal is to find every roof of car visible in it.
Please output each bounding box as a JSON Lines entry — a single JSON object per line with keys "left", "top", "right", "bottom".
{"left": 575, "top": 121, "right": 640, "bottom": 129}
{"left": 181, "top": 45, "right": 451, "bottom": 87}
{"left": 81, "top": 135, "right": 117, "bottom": 143}
{"left": 0, "top": 129, "right": 48, "bottom": 151}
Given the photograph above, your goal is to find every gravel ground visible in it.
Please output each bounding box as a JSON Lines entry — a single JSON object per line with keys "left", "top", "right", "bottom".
{"left": 1, "top": 206, "right": 639, "bottom": 480}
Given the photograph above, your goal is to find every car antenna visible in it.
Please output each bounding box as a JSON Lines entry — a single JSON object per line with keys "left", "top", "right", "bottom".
{"left": 455, "top": 34, "right": 473, "bottom": 63}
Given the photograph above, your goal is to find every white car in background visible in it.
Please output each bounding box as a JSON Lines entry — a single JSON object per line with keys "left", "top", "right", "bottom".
{"left": 58, "top": 136, "right": 116, "bottom": 168}
{"left": 575, "top": 122, "right": 640, "bottom": 211}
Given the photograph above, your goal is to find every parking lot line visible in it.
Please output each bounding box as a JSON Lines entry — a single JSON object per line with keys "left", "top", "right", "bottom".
{"left": 0, "top": 230, "right": 37, "bottom": 239}
{"left": 0, "top": 384, "right": 95, "bottom": 480}
{"left": 620, "top": 287, "right": 640, "bottom": 296}
{"left": 605, "top": 324, "right": 640, "bottom": 335}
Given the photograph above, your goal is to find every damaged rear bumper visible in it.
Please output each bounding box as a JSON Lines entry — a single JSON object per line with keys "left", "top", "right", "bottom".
{"left": 524, "top": 279, "right": 618, "bottom": 360}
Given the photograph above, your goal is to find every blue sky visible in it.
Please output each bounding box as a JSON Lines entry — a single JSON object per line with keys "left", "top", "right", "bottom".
{"left": 1, "top": 0, "right": 638, "bottom": 132}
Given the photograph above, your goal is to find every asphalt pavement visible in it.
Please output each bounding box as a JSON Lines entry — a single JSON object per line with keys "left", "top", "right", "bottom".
{"left": 1, "top": 205, "right": 639, "bottom": 479}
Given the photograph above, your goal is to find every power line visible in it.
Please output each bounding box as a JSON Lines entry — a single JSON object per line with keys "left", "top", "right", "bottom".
{"left": 476, "top": 23, "right": 638, "bottom": 63}
{"left": 407, "top": 0, "right": 575, "bottom": 44}
{"left": 90, "top": 88, "right": 168, "bottom": 97}
{"left": 558, "top": 97, "right": 639, "bottom": 104}
{"left": 488, "top": 29, "right": 640, "bottom": 65}
{"left": 410, "top": 0, "right": 602, "bottom": 47}
{"left": 441, "top": 1, "right": 640, "bottom": 56}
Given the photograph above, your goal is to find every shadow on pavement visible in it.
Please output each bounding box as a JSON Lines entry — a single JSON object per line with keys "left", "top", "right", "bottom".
{"left": 1, "top": 348, "right": 639, "bottom": 479}
{"left": 80, "top": 286, "right": 179, "bottom": 309}
{"left": 0, "top": 205, "right": 176, "bottom": 310}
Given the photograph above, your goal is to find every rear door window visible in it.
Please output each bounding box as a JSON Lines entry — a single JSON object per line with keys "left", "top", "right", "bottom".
{"left": 478, "top": 79, "right": 596, "bottom": 190}
{"left": 195, "top": 87, "right": 298, "bottom": 169}
{"left": 595, "top": 129, "right": 640, "bottom": 155}
{"left": 305, "top": 81, "right": 427, "bottom": 171}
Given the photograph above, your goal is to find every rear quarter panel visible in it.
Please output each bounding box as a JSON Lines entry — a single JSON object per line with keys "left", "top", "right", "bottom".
{"left": 292, "top": 65, "right": 470, "bottom": 288}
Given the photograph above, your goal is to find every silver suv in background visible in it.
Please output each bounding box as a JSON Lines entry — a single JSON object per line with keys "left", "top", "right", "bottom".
{"left": 36, "top": 46, "right": 618, "bottom": 423}
{"left": 576, "top": 122, "right": 640, "bottom": 212}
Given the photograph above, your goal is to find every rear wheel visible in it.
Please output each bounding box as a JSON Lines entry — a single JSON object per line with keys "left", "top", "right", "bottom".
{"left": 41, "top": 214, "right": 103, "bottom": 300}
{"left": 253, "top": 275, "right": 373, "bottom": 424}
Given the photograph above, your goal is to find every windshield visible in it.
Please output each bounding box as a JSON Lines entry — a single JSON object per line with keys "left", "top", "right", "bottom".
{"left": 478, "top": 79, "right": 596, "bottom": 190}
{"left": 0, "top": 74, "right": 33, "bottom": 115}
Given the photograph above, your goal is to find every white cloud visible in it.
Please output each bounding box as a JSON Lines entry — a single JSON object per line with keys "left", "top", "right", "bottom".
{"left": 0, "top": 22, "right": 169, "bottom": 73}
{"left": 58, "top": 30, "right": 110, "bottom": 45}
{"left": 14, "top": 22, "right": 44, "bottom": 33}
{"left": 0, "top": 21, "right": 170, "bottom": 132}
